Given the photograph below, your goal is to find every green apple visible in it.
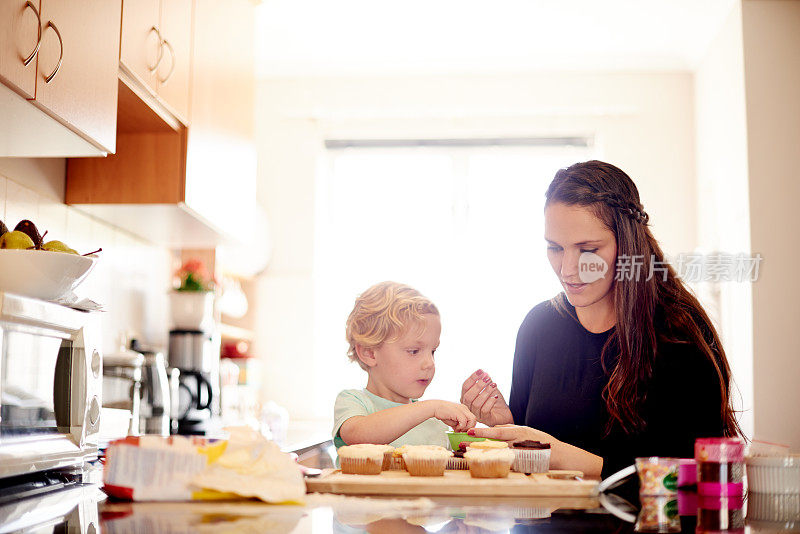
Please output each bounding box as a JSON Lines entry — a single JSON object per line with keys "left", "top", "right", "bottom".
{"left": 42, "top": 240, "right": 79, "bottom": 255}
{"left": 0, "top": 231, "right": 36, "bottom": 250}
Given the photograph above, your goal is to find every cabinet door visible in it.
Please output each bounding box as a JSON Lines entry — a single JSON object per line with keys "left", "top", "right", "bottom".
{"left": 0, "top": 0, "right": 41, "bottom": 99}
{"left": 120, "top": 0, "right": 160, "bottom": 95}
{"left": 35, "top": 0, "right": 122, "bottom": 153}
{"left": 157, "top": 0, "right": 193, "bottom": 124}
{"left": 185, "top": 0, "right": 256, "bottom": 237}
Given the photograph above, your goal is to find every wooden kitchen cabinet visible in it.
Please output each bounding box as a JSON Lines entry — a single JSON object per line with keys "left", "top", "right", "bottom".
{"left": 0, "top": 0, "right": 121, "bottom": 156}
{"left": 66, "top": 0, "right": 257, "bottom": 249}
{"left": 0, "top": 0, "right": 41, "bottom": 99}
{"left": 33, "top": 0, "right": 122, "bottom": 154}
{"left": 119, "top": 0, "right": 161, "bottom": 95}
{"left": 120, "top": 0, "right": 193, "bottom": 125}
{"left": 156, "top": 0, "right": 193, "bottom": 122}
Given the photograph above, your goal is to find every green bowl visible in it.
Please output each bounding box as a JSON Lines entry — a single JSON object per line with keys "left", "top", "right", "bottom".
{"left": 446, "top": 432, "right": 500, "bottom": 450}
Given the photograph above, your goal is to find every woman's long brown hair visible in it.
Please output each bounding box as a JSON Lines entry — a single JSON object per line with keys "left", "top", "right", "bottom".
{"left": 545, "top": 160, "right": 741, "bottom": 437}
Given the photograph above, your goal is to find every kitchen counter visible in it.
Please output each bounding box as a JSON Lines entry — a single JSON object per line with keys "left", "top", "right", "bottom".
{"left": 95, "top": 486, "right": 789, "bottom": 533}
{"left": 4, "top": 475, "right": 793, "bottom": 533}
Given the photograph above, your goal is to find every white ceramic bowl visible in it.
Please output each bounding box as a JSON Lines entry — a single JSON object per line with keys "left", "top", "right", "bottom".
{"left": 747, "top": 455, "right": 800, "bottom": 494}
{"left": 0, "top": 249, "right": 97, "bottom": 301}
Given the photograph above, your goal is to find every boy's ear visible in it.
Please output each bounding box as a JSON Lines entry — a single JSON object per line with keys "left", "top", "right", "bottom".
{"left": 355, "top": 345, "right": 378, "bottom": 368}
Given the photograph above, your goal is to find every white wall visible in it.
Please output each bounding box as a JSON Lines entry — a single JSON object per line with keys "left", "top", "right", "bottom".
{"left": 694, "top": 2, "right": 754, "bottom": 438}
{"left": 742, "top": 0, "right": 800, "bottom": 448}
{"left": 0, "top": 158, "right": 172, "bottom": 354}
{"left": 254, "top": 72, "right": 698, "bottom": 420}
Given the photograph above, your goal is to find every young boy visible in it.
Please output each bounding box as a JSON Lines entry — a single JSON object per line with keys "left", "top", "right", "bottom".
{"left": 333, "top": 281, "right": 476, "bottom": 449}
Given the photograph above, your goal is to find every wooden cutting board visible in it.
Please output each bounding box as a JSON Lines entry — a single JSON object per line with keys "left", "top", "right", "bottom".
{"left": 305, "top": 469, "right": 599, "bottom": 497}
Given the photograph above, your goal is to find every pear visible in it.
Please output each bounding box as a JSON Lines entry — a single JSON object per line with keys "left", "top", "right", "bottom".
{"left": 0, "top": 231, "right": 36, "bottom": 250}
{"left": 42, "top": 240, "right": 79, "bottom": 255}
{"left": 0, "top": 219, "right": 8, "bottom": 236}
{"left": 14, "top": 220, "right": 43, "bottom": 249}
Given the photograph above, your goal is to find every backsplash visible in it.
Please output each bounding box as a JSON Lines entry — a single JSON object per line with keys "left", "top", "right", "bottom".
{"left": 0, "top": 172, "right": 173, "bottom": 355}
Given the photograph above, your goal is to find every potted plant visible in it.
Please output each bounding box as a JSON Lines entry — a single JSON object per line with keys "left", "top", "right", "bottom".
{"left": 170, "top": 259, "right": 216, "bottom": 331}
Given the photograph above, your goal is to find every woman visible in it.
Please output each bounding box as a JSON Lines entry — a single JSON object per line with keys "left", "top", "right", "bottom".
{"left": 461, "top": 160, "right": 740, "bottom": 478}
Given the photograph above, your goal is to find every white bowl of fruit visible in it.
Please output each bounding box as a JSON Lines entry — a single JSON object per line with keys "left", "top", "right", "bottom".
{"left": 0, "top": 219, "right": 100, "bottom": 302}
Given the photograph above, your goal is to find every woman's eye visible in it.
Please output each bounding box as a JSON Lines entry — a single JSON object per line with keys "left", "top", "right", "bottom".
{"left": 581, "top": 248, "right": 598, "bottom": 254}
{"left": 408, "top": 349, "right": 419, "bottom": 355}
{"left": 547, "top": 246, "right": 562, "bottom": 252}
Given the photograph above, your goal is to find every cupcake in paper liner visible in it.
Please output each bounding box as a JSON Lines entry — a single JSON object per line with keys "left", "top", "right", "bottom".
{"left": 510, "top": 440, "right": 551, "bottom": 474}
{"left": 465, "top": 448, "right": 515, "bottom": 478}
{"left": 402, "top": 446, "right": 453, "bottom": 476}
{"left": 391, "top": 445, "right": 410, "bottom": 470}
{"left": 346, "top": 443, "right": 394, "bottom": 471}
{"left": 446, "top": 452, "right": 469, "bottom": 470}
{"left": 338, "top": 444, "right": 384, "bottom": 475}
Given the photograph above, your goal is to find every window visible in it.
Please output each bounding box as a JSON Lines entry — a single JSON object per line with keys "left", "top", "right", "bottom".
{"left": 314, "top": 140, "right": 594, "bottom": 410}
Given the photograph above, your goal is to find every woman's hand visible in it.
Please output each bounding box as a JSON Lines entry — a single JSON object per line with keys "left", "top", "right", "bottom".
{"left": 426, "top": 400, "right": 477, "bottom": 432}
{"left": 460, "top": 369, "right": 514, "bottom": 426}
{"left": 467, "top": 424, "right": 554, "bottom": 444}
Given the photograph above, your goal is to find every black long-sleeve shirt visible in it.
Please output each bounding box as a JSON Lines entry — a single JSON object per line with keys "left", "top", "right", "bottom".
{"left": 508, "top": 295, "right": 725, "bottom": 478}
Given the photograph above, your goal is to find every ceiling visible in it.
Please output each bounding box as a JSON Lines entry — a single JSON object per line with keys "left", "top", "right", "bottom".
{"left": 254, "top": 0, "right": 737, "bottom": 78}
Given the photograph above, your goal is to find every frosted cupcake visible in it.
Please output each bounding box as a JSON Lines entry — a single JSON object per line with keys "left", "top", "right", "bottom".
{"left": 338, "top": 444, "right": 384, "bottom": 475}
{"left": 467, "top": 440, "right": 510, "bottom": 451}
{"left": 402, "top": 445, "right": 453, "bottom": 476}
{"left": 348, "top": 443, "right": 394, "bottom": 471}
{"left": 465, "top": 448, "right": 515, "bottom": 478}
{"left": 510, "top": 440, "right": 551, "bottom": 474}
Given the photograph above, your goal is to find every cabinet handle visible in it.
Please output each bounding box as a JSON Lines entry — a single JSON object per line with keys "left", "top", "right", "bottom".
{"left": 43, "top": 21, "right": 62, "bottom": 83}
{"left": 158, "top": 39, "right": 175, "bottom": 84}
{"left": 147, "top": 26, "right": 164, "bottom": 73}
{"left": 22, "top": 1, "right": 42, "bottom": 66}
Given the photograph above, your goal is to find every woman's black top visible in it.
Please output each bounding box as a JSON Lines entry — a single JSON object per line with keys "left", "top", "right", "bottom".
{"left": 508, "top": 295, "right": 726, "bottom": 478}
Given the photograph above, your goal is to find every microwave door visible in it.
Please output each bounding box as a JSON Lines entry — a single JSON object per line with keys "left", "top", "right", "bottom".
{"left": 0, "top": 329, "right": 95, "bottom": 478}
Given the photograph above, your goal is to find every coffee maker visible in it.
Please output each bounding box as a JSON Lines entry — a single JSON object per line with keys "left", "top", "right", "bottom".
{"left": 167, "top": 329, "right": 220, "bottom": 435}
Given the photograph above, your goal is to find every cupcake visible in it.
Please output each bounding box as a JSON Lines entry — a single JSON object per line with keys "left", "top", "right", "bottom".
{"left": 402, "top": 445, "right": 453, "bottom": 476}
{"left": 348, "top": 443, "right": 394, "bottom": 471}
{"left": 510, "top": 440, "right": 551, "bottom": 474}
{"left": 447, "top": 448, "right": 469, "bottom": 470}
{"left": 338, "top": 444, "right": 384, "bottom": 475}
{"left": 390, "top": 445, "right": 410, "bottom": 470}
{"left": 467, "top": 440, "right": 509, "bottom": 451}
{"left": 465, "top": 448, "right": 515, "bottom": 478}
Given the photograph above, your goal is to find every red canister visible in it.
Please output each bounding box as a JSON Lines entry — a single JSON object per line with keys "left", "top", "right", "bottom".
{"left": 694, "top": 438, "right": 745, "bottom": 497}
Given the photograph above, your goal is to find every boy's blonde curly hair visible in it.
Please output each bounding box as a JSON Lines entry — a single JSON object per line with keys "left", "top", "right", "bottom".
{"left": 346, "top": 281, "right": 439, "bottom": 370}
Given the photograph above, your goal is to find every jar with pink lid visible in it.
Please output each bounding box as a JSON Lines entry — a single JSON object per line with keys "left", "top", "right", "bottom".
{"left": 695, "top": 437, "right": 745, "bottom": 496}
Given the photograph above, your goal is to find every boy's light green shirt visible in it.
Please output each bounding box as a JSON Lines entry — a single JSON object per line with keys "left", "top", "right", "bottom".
{"left": 332, "top": 388, "right": 449, "bottom": 450}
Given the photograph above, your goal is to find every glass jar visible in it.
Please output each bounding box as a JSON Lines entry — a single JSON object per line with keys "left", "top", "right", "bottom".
{"left": 695, "top": 438, "right": 745, "bottom": 496}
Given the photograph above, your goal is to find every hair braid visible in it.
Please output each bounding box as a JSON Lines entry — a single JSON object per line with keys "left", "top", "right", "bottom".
{"left": 594, "top": 191, "right": 650, "bottom": 224}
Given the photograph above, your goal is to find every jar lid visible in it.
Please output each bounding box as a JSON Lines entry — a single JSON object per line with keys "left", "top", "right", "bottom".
{"left": 695, "top": 438, "right": 745, "bottom": 462}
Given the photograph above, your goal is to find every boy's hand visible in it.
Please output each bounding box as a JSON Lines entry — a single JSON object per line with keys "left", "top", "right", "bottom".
{"left": 460, "top": 369, "right": 514, "bottom": 427}
{"left": 429, "top": 400, "right": 477, "bottom": 432}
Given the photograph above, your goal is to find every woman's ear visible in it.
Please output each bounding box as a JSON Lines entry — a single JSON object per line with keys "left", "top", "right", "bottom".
{"left": 355, "top": 345, "right": 378, "bottom": 368}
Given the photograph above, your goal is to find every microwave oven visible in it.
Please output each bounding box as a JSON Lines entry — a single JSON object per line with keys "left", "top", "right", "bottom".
{"left": 0, "top": 292, "right": 103, "bottom": 480}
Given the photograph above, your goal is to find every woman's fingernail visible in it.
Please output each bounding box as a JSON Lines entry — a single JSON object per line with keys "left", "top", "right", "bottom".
{"left": 476, "top": 369, "right": 484, "bottom": 376}
{"left": 467, "top": 429, "right": 476, "bottom": 436}
{"left": 483, "top": 376, "right": 490, "bottom": 382}
{"left": 491, "top": 383, "right": 496, "bottom": 388}
{"left": 493, "top": 394, "right": 499, "bottom": 399}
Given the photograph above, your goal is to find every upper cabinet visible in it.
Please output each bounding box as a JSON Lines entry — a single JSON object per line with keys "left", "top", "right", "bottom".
{"left": 66, "top": 0, "right": 259, "bottom": 251}
{"left": 0, "top": 0, "right": 121, "bottom": 156}
{"left": 32, "top": 0, "right": 122, "bottom": 153}
{"left": 0, "top": 0, "right": 41, "bottom": 99}
{"left": 120, "top": 0, "right": 192, "bottom": 125}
